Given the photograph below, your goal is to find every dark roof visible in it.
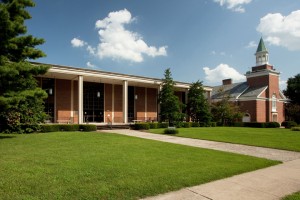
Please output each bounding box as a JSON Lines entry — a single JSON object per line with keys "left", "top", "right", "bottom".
{"left": 211, "top": 82, "right": 248, "bottom": 100}
{"left": 256, "top": 37, "right": 268, "bottom": 53}
{"left": 239, "top": 86, "right": 267, "bottom": 99}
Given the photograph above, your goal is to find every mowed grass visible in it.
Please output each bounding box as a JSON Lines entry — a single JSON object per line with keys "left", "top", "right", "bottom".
{"left": 149, "top": 127, "right": 300, "bottom": 152}
{"left": 282, "top": 191, "right": 300, "bottom": 200}
{"left": 0, "top": 132, "right": 279, "bottom": 200}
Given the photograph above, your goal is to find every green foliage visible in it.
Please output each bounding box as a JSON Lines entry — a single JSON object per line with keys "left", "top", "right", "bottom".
{"left": 59, "top": 124, "right": 79, "bottom": 131}
{"left": 158, "top": 68, "right": 181, "bottom": 125}
{"left": 158, "top": 122, "right": 168, "bottom": 128}
{"left": 149, "top": 122, "right": 159, "bottom": 129}
{"left": 211, "top": 87, "right": 243, "bottom": 126}
{"left": 40, "top": 124, "right": 60, "bottom": 133}
{"left": 0, "top": 0, "right": 48, "bottom": 133}
{"left": 40, "top": 124, "right": 81, "bottom": 133}
{"left": 190, "top": 122, "right": 200, "bottom": 127}
{"left": 281, "top": 121, "right": 298, "bottom": 129}
{"left": 265, "top": 122, "right": 280, "bottom": 128}
{"left": 174, "top": 121, "right": 190, "bottom": 128}
{"left": 164, "top": 128, "right": 179, "bottom": 134}
{"left": 284, "top": 74, "right": 300, "bottom": 105}
{"left": 134, "top": 123, "right": 150, "bottom": 130}
{"left": 243, "top": 122, "right": 265, "bottom": 128}
{"left": 291, "top": 127, "right": 300, "bottom": 131}
{"left": 79, "top": 124, "right": 97, "bottom": 132}
{"left": 210, "top": 122, "right": 217, "bottom": 127}
{"left": 187, "top": 81, "right": 211, "bottom": 124}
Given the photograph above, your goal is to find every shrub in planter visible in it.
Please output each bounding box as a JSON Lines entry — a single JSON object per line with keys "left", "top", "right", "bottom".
{"left": 291, "top": 127, "right": 300, "bottom": 131}
{"left": 79, "top": 124, "right": 97, "bottom": 132}
{"left": 190, "top": 122, "right": 199, "bottom": 127}
{"left": 164, "top": 128, "right": 179, "bottom": 134}
{"left": 134, "top": 123, "right": 150, "bottom": 130}
{"left": 281, "top": 121, "right": 297, "bottom": 129}
{"left": 149, "top": 122, "right": 159, "bottom": 129}
{"left": 158, "top": 123, "right": 168, "bottom": 128}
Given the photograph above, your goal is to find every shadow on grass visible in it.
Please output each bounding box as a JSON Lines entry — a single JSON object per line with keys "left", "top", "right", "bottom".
{"left": 0, "top": 135, "right": 16, "bottom": 139}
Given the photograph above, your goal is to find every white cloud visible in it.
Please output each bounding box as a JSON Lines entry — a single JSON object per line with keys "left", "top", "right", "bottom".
{"left": 86, "top": 62, "right": 95, "bottom": 68}
{"left": 246, "top": 41, "right": 257, "bottom": 48}
{"left": 214, "top": 0, "right": 252, "bottom": 13}
{"left": 95, "top": 9, "right": 167, "bottom": 62}
{"left": 71, "top": 9, "right": 167, "bottom": 63}
{"left": 203, "top": 63, "right": 245, "bottom": 84}
{"left": 257, "top": 10, "right": 300, "bottom": 51}
{"left": 71, "top": 38, "right": 86, "bottom": 47}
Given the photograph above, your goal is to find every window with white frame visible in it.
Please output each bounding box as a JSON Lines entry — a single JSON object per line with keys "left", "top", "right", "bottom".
{"left": 272, "top": 94, "right": 276, "bottom": 112}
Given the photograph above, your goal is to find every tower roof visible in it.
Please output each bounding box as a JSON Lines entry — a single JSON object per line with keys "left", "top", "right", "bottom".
{"left": 256, "top": 37, "right": 268, "bottom": 53}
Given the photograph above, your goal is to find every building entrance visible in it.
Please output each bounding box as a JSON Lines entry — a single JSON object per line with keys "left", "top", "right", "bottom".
{"left": 83, "top": 82, "right": 104, "bottom": 123}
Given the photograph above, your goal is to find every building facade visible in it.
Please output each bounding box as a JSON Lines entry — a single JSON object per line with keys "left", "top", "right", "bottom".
{"left": 36, "top": 63, "right": 212, "bottom": 124}
{"left": 211, "top": 38, "right": 286, "bottom": 124}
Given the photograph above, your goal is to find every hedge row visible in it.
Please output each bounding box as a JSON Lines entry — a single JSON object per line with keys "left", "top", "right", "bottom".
{"left": 40, "top": 124, "right": 97, "bottom": 133}
{"left": 281, "top": 121, "right": 298, "bottom": 129}
{"left": 133, "top": 122, "right": 217, "bottom": 130}
{"left": 291, "top": 127, "right": 300, "bottom": 131}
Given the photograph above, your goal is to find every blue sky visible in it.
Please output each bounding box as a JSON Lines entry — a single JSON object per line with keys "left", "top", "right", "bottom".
{"left": 26, "top": 0, "right": 300, "bottom": 89}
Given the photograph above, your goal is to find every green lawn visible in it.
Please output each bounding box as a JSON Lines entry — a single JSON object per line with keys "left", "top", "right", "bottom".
{"left": 283, "top": 192, "right": 300, "bottom": 200}
{"left": 0, "top": 132, "right": 279, "bottom": 200}
{"left": 148, "top": 127, "right": 300, "bottom": 152}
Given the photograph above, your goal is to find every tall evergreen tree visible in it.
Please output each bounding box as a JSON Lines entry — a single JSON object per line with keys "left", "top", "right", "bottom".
{"left": 0, "top": 0, "right": 49, "bottom": 133}
{"left": 187, "top": 81, "right": 211, "bottom": 124}
{"left": 158, "top": 68, "right": 181, "bottom": 125}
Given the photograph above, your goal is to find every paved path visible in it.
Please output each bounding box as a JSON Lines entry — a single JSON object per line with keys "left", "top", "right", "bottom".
{"left": 101, "top": 129, "right": 300, "bottom": 200}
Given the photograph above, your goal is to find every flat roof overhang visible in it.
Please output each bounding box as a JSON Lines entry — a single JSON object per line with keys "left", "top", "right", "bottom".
{"left": 34, "top": 62, "right": 213, "bottom": 92}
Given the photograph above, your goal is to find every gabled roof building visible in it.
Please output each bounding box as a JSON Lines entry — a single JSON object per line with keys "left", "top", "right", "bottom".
{"left": 211, "top": 38, "right": 287, "bottom": 123}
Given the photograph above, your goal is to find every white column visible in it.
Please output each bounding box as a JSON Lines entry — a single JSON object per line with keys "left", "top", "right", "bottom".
{"left": 123, "top": 80, "right": 128, "bottom": 123}
{"left": 78, "top": 75, "right": 83, "bottom": 124}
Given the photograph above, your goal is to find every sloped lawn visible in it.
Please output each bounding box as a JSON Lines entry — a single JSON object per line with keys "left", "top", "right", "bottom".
{"left": 0, "top": 132, "right": 279, "bottom": 199}
{"left": 149, "top": 127, "right": 300, "bottom": 152}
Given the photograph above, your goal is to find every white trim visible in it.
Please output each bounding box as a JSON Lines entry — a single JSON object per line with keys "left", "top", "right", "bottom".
{"left": 236, "top": 86, "right": 249, "bottom": 100}
{"left": 123, "top": 80, "right": 128, "bottom": 123}
{"left": 257, "top": 86, "right": 268, "bottom": 98}
{"left": 78, "top": 75, "right": 83, "bottom": 124}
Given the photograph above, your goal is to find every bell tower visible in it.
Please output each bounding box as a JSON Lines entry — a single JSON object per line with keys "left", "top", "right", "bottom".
{"left": 255, "top": 37, "right": 269, "bottom": 66}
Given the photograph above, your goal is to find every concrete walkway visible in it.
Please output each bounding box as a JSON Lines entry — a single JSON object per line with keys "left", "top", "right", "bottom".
{"left": 101, "top": 129, "right": 300, "bottom": 200}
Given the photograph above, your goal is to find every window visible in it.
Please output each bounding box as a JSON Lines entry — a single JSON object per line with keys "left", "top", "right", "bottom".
{"left": 272, "top": 94, "right": 276, "bottom": 112}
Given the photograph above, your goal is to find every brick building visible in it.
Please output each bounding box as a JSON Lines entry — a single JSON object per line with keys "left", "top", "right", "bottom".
{"left": 36, "top": 63, "right": 212, "bottom": 124}
{"left": 211, "top": 38, "right": 287, "bottom": 124}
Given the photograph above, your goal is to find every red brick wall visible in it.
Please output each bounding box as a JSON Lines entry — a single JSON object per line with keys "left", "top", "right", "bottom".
{"left": 247, "top": 75, "right": 269, "bottom": 88}
{"left": 114, "top": 85, "right": 123, "bottom": 123}
{"left": 56, "top": 79, "right": 71, "bottom": 122}
{"left": 256, "top": 100, "right": 267, "bottom": 122}
{"left": 135, "top": 87, "right": 145, "bottom": 120}
{"left": 239, "top": 101, "right": 257, "bottom": 122}
{"left": 105, "top": 84, "right": 113, "bottom": 123}
{"left": 147, "top": 88, "right": 157, "bottom": 121}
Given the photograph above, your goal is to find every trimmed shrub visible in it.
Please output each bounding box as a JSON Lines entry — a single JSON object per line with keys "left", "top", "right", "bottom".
{"left": 281, "top": 121, "right": 297, "bottom": 129}
{"left": 164, "top": 128, "right": 179, "bottom": 134}
{"left": 149, "top": 122, "right": 159, "bottom": 129}
{"left": 199, "top": 122, "right": 206, "bottom": 127}
{"left": 244, "top": 122, "right": 266, "bottom": 128}
{"left": 190, "top": 122, "right": 199, "bottom": 127}
{"left": 40, "top": 124, "right": 60, "bottom": 133}
{"left": 59, "top": 124, "right": 79, "bottom": 131}
{"left": 174, "top": 121, "right": 183, "bottom": 128}
{"left": 134, "top": 123, "right": 150, "bottom": 130}
{"left": 291, "top": 127, "right": 300, "bottom": 131}
{"left": 182, "top": 122, "right": 191, "bottom": 128}
{"left": 265, "top": 122, "right": 280, "bottom": 128}
{"left": 210, "top": 122, "right": 217, "bottom": 127}
{"left": 233, "top": 122, "right": 244, "bottom": 127}
{"left": 158, "top": 123, "right": 168, "bottom": 128}
{"left": 79, "top": 124, "right": 97, "bottom": 132}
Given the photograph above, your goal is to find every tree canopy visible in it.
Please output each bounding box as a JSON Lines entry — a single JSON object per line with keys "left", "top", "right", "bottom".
{"left": 187, "top": 80, "right": 211, "bottom": 124}
{"left": 158, "top": 68, "right": 181, "bottom": 125}
{"left": 0, "top": 0, "right": 49, "bottom": 133}
{"left": 284, "top": 73, "right": 300, "bottom": 123}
